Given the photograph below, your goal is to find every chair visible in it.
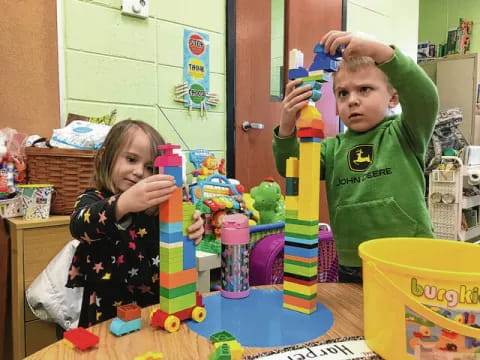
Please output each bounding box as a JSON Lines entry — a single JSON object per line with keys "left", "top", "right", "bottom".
{"left": 249, "top": 230, "right": 339, "bottom": 285}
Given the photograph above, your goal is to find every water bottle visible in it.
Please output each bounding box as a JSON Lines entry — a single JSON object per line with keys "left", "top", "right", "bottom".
{"left": 220, "top": 214, "right": 250, "bottom": 298}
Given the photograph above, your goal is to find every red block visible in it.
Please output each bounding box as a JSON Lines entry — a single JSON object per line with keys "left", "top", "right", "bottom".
{"left": 296, "top": 128, "right": 324, "bottom": 139}
{"left": 63, "top": 327, "right": 99, "bottom": 351}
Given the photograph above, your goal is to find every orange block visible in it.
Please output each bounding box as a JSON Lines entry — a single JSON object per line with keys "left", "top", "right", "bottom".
{"left": 284, "top": 254, "right": 318, "bottom": 264}
{"left": 283, "top": 294, "right": 317, "bottom": 309}
{"left": 159, "top": 187, "right": 183, "bottom": 222}
{"left": 159, "top": 268, "right": 197, "bottom": 288}
{"left": 117, "top": 303, "right": 141, "bottom": 321}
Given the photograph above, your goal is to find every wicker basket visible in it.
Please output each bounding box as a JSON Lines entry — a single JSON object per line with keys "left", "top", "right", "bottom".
{"left": 25, "top": 147, "right": 97, "bottom": 215}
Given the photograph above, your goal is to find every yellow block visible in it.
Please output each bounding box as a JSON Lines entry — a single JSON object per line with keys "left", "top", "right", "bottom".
{"left": 286, "top": 157, "right": 299, "bottom": 178}
{"left": 214, "top": 340, "right": 244, "bottom": 360}
{"left": 283, "top": 302, "right": 317, "bottom": 314}
{"left": 283, "top": 280, "right": 317, "bottom": 296}
{"left": 298, "top": 141, "right": 321, "bottom": 220}
{"left": 285, "top": 196, "right": 298, "bottom": 211}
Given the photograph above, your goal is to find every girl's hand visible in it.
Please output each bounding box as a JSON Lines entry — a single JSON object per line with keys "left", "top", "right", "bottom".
{"left": 320, "top": 30, "right": 393, "bottom": 64}
{"left": 279, "top": 79, "right": 312, "bottom": 137}
{"left": 115, "top": 174, "right": 176, "bottom": 220}
{"left": 188, "top": 210, "right": 204, "bottom": 245}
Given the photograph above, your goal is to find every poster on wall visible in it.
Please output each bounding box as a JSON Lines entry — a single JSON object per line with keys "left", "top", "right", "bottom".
{"left": 183, "top": 29, "right": 210, "bottom": 110}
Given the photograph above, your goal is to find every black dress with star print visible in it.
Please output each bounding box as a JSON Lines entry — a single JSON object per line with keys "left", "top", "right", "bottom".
{"left": 66, "top": 189, "right": 159, "bottom": 328}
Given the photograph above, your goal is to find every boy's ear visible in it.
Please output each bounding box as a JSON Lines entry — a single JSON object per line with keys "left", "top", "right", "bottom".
{"left": 388, "top": 91, "right": 399, "bottom": 108}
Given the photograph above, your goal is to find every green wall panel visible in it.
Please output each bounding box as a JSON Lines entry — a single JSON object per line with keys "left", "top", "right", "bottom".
{"left": 155, "top": 1, "right": 225, "bottom": 33}
{"left": 159, "top": 109, "right": 225, "bottom": 150}
{"left": 67, "top": 100, "right": 158, "bottom": 127}
{"left": 65, "top": 0, "right": 156, "bottom": 61}
{"left": 65, "top": 50, "right": 157, "bottom": 105}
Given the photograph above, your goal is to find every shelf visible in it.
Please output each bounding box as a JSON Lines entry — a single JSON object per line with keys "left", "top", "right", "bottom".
{"left": 462, "top": 195, "right": 480, "bottom": 208}
{"left": 459, "top": 225, "right": 480, "bottom": 241}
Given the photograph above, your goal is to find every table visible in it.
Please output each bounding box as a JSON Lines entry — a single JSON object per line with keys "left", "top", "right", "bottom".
{"left": 25, "top": 284, "right": 363, "bottom": 360}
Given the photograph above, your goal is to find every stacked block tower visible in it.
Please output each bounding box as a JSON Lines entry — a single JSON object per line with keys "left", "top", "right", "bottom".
{"left": 151, "top": 143, "right": 206, "bottom": 332}
{"left": 283, "top": 45, "right": 340, "bottom": 314}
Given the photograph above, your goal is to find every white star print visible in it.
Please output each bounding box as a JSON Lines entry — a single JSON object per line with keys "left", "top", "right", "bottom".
{"left": 128, "top": 268, "right": 139, "bottom": 277}
{"left": 152, "top": 255, "right": 159, "bottom": 266}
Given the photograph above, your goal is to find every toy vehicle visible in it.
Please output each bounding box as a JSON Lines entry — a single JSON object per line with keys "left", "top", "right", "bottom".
{"left": 150, "top": 291, "right": 206, "bottom": 332}
{"left": 110, "top": 317, "right": 142, "bottom": 336}
{"left": 63, "top": 327, "right": 99, "bottom": 351}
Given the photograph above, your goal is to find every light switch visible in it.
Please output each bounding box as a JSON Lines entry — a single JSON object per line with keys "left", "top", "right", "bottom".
{"left": 122, "top": 0, "right": 149, "bottom": 19}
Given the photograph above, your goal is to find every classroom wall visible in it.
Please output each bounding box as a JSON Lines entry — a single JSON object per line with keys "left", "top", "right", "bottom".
{"left": 419, "top": 0, "right": 480, "bottom": 54}
{"left": 346, "top": 0, "right": 420, "bottom": 61}
{"left": 61, "top": 0, "right": 226, "bottom": 170}
{"left": 0, "top": 1, "right": 60, "bottom": 137}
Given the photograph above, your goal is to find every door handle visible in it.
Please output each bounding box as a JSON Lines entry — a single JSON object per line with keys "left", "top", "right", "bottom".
{"left": 242, "top": 121, "right": 264, "bottom": 132}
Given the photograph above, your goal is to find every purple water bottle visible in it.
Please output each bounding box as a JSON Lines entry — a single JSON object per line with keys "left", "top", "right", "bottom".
{"left": 220, "top": 214, "right": 250, "bottom": 298}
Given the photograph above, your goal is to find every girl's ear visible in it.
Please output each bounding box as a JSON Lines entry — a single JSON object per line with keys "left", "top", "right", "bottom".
{"left": 388, "top": 91, "right": 399, "bottom": 108}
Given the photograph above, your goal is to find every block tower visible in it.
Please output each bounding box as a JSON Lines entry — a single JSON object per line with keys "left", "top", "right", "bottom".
{"left": 283, "top": 45, "right": 340, "bottom": 314}
{"left": 150, "top": 143, "right": 206, "bottom": 332}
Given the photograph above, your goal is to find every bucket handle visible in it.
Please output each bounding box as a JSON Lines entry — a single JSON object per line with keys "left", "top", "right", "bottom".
{"left": 366, "top": 261, "right": 480, "bottom": 339}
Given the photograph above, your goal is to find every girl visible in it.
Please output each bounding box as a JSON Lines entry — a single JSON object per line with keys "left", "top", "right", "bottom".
{"left": 67, "top": 119, "right": 204, "bottom": 327}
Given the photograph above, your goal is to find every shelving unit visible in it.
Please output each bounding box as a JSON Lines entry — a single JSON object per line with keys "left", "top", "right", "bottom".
{"left": 428, "top": 156, "right": 480, "bottom": 243}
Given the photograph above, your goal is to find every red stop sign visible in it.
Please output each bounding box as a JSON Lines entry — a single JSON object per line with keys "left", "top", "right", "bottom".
{"left": 188, "top": 34, "right": 205, "bottom": 56}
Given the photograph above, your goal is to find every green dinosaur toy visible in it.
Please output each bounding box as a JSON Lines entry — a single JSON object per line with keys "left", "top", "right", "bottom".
{"left": 250, "top": 177, "right": 285, "bottom": 224}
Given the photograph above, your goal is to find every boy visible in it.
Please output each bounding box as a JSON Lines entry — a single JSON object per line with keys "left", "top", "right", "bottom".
{"left": 273, "top": 31, "right": 439, "bottom": 283}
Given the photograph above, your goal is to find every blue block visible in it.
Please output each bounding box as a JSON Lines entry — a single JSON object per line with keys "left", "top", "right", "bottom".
{"left": 159, "top": 231, "right": 184, "bottom": 243}
{"left": 299, "top": 137, "right": 322, "bottom": 143}
{"left": 162, "top": 166, "right": 183, "bottom": 186}
{"left": 311, "top": 89, "right": 322, "bottom": 101}
{"left": 182, "top": 236, "right": 196, "bottom": 270}
{"left": 288, "top": 67, "right": 308, "bottom": 80}
{"left": 284, "top": 244, "right": 318, "bottom": 258}
{"left": 313, "top": 43, "right": 343, "bottom": 59}
{"left": 110, "top": 318, "right": 141, "bottom": 336}
{"left": 285, "top": 236, "right": 318, "bottom": 247}
{"left": 160, "top": 221, "right": 183, "bottom": 233}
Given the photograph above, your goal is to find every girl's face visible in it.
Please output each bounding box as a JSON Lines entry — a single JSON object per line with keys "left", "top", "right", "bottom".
{"left": 111, "top": 127, "right": 154, "bottom": 193}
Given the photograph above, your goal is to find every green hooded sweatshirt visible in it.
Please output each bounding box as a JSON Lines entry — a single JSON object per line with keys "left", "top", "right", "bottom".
{"left": 273, "top": 48, "right": 439, "bottom": 267}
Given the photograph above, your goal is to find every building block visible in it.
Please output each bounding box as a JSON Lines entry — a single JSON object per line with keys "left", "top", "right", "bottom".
{"left": 286, "top": 157, "right": 299, "bottom": 178}
{"left": 117, "top": 303, "right": 141, "bottom": 322}
{"left": 160, "top": 282, "right": 196, "bottom": 299}
{"left": 210, "top": 330, "right": 236, "bottom": 343}
{"left": 214, "top": 341, "right": 244, "bottom": 360}
{"left": 296, "top": 128, "right": 324, "bottom": 139}
{"left": 110, "top": 317, "right": 142, "bottom": 336}
{"left": 209, "top": 343, "right": 231, "bottom": 360}
{"left": 159, "top": 292, "right": 196, "bottom": 314}
{"left": 161, "top": 166, "right": 183, "bottom": 187}
{"left": 63, "top": 327, "right": 99, "bottom": 351}
{"left": 160, "top": 221, "right": 183, "bottom": 234}
{"left": 159, "top": 268, "right": 196, "bottom": 289}
{"left": 183, "top": 236, "right": 196, "bottom": 270}
{"left": 134, "top": 352, "right": 164, "bottom": 360}
{"left": 285, "top": 177, "right": 299, "bottom": 196}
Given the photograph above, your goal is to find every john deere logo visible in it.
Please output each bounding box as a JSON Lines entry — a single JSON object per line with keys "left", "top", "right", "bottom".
{"left": 348, "top": 145, "right": 373, "bottom": 172}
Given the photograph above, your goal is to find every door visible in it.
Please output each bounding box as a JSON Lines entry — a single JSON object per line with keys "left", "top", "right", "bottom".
{"left": 234, "top": 0, "right": 344, "bottom": 223}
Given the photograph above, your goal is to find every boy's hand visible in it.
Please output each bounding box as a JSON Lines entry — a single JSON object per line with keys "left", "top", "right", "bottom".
{"left": 279, "top": 79, "right": 312, "bottom": 137}
{"left": 320, "top": 31, "right": 393, "bottom": 64}
{"left": 187, "top": 210, "right": 204, "bottom": 245}
{"left": 116, "top": 174, "right": 176, "bottom": 219}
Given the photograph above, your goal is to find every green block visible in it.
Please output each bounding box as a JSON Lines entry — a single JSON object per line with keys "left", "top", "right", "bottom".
{"left": 285, "top": 232, "right": 318, "bottom": 240}
{"left": 283, "top": 289, "right": 317, "bottom": 300}
{"left": 160, "top": 282, "right": 197, "bottom": 299}
{"left": 159, "top": 292, "right": 196, "bottom": 313}
{"left": 183, "top": 202, "right": 196, "bottom": 235}
{"left": 210, "top": 330, "right": 235, "bottom": 343}
{"left": 284, "top": 263, "right": 318, "bottom": 277}
{"left": 159, "top": 246, "right": 183, "bottom": 273}
{"left": 284, "top": 258, "right": 317, "bottom": 268}
{"left": 209, "top": 343, "right": 231, "bottom": 360}
{"left": 285, "top": 223, "right": 318, "bottom": 237}
{"left": 197, "top": 238, "right": 221, "bottom": 254}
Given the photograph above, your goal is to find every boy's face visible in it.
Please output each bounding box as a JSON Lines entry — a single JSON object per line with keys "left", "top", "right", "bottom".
{"left": 111, "top": 128, "right": 154, "bottom": 193}
{"left": 334, "top": 66, "right": 398, "bottom": 133}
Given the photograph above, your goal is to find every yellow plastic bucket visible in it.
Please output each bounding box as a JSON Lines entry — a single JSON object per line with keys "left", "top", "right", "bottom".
{"left": 359, "top": 237, "right": 480, "bottom": 359}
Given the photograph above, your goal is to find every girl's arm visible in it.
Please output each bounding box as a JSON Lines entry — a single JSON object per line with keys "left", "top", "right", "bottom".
{"left": 70, "top": 190, "right": 123, "bottom": 243}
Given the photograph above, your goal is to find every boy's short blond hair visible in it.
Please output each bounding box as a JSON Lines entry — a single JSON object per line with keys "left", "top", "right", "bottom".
{"left": 333, "top": 56, "right": 395, "bottom": 94}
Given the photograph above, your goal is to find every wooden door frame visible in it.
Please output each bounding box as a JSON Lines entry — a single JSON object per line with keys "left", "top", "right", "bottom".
{"left": 226, "top": 0, "right": 348, "bottom": 178}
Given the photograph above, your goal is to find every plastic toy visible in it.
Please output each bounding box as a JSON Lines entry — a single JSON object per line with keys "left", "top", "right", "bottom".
{"left": 220, "top": 214, "right": 250, "bottom": 298}
{"left": 109, "top": 303, "right": 142, "bottom": 336}
{"left": 250, "top": 177, "right": 285, "bottom": 224}
{"left": 209, "top": 330, "right": 244, "bottom": 360}
{"left": 134, "top": 351, "right": 164, "bottom": 360}
{"left": 63, "top": 327, "right": 99, "bottom": 351}
{"left": 288, "top": 43, "right": 342, "bottom": 102}
{"left": 151, "top": 144, "right": 207, "bottom": 332}
{"left": 282, "top": 43, "right": 339, "bottom": 314}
